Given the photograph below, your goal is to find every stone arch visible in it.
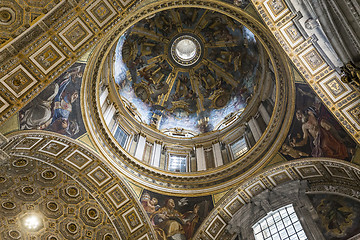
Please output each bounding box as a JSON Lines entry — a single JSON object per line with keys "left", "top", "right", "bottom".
{"left": 194, "top": 158, "right": 360, "bottom": 240}
{"left": 0, "top": 130, "right": 156, "bottom": 240}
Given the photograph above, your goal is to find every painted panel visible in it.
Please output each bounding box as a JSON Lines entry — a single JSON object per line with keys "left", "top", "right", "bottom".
{"left": 140, "top": 190, "right": 214, "bottom": 240}
{"left": 279, "top": 83, "right": 357, "bottom": 161}
{"left": 19, "top": 63, "right": 86, "bottom": 138}
{"left": 309, "top": 194, "right": 360, "bottom": 240}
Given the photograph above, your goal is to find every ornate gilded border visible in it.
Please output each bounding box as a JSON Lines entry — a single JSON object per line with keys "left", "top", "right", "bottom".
{"left": 81, "top": 0, "right": 295, "bottom": 194}
{"left": 194, "top": 158, "right": 360, "bottom": 239}
{"left": 250, "top": 0, "right": 360, "bottom": 143}
{"left": 3, "top": 130, "right": 157, "bottom": 240}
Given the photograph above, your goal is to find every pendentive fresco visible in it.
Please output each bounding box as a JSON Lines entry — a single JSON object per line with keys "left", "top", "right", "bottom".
{"left": 19, "top": 63, "right": 86, "bottom": 139}
{"left": 140, "top": 189, "right": 214, "bottom": 240}
{"left": 279, "top": 83, "right": 357, "bottom": 161}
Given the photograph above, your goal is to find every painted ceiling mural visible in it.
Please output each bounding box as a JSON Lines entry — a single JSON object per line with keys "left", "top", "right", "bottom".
{"left": 0, "top": 0, "right": 359, "bottom": 146}
{"left": 140, "top": 189, "right": 214, "bottom": 240}
{"left": 114, "top": 8, "right": 260, "bottom": 135}
{"left": 309, "top": 194, "right": 360, "bottom": 240}
{"left": 19, "top": 62, "right": 87, "bottom": 139}
{"left": 0, "top": 0, "right": 360, "bottom": 239}
{"left": 279, "top": 83, "right": 357, "bottom": 161}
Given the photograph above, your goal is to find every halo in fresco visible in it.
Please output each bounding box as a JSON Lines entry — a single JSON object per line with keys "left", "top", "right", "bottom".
{"left": 114, "top": 8, "right": 260, "bottom": 136}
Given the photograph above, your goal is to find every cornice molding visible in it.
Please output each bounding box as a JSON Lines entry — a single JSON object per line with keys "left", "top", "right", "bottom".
{"left": 194, "top": 157, "right": 360, "bottom": 240}
{"left": 81, "top": 0, "right": 295, "bottom": 194}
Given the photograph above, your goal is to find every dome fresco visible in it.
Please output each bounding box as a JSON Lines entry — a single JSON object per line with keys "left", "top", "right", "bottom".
{"left": 114, "top": 8, "right": 260, "bottom": 136}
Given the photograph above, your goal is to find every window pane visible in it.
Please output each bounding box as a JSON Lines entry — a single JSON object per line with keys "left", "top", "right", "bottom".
{"left": 286, "top": 225, "right": 295, "bottom": 236}
{"left": 269, "top": 224, "right": 277, "bottom": 234}
{"left": 289, "top": 234, "right": 298, "bottom": 240}
{"left": 293, "top": 222, "right": 302, "bottom": 232}
{"left": 266, "top": 217, "right": 274, "bottom": 227}
{"left": 290, "top": 213, "right": 298, "bottom": 223}
{"left": 254, "top": 224, "right": 261, "bottom": 234}
{"left": 263, "top": 228, "right": 271, "bottom": 238}
{"left": 279, "top": 209, "right": 288, "bottom": 218}
{"left": 255, "top": 233, "right": 264, "bottom": 240}
{"left": 279, "top": 229, "right": 288, "bottom": 240}
{"left": 272, "top": 233, "right": 281, "bottom": 240}
{"left": 298, "top": 230, "right": 307, "bottom": 240}
{"left": 230, "top": 137, "right": 248, "bottom": 158}
{"left": 252, "top": 205, "right": 308, "bottom": 240}
{"left": 287, "top": 207, "right": 295, "bottom": 214}
{"left": 273, "top": 212, "right": 281, "bottom": 222}
{"left": 114, "top": 126, "right": 128, "bottom": 148}
{"left": 260, "top": 220, "right": 268, "bottom": 230}
{"left": 283, "top": 217, "right": 291, "bottom": 227}
{"left": 168, "top": 154, "right": 187, "bottom": 172}
{"left": 276, "top": 220, "right": 284, "bottom": 231}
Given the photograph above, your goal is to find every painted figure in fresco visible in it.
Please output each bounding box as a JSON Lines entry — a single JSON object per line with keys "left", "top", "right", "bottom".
{"left": 150, "top": 198, "right": 202, "bottom": 240}
{"left": 47, "top": 72, "right": 80, "bottom": 136}
{"left": 141, "top": 191, "right": 213, "bottom": 240}
{"left": 20, "top": 83, "right": 59, "bottom": 130}
{"left": 151, "top": 199, "right": 187, "bottom": 240}
{"left": 280, "top": 143, "right": 309, "bottom": 159}
{"left": 19, "top": 66, "right": 82, "bottom": 137}
{"left": 141, "top": 192, "right": 160, "bottom": 215}
{"left": 317, "top": 199, "right": 353, "bottom": 234}
{"left": 291, "top": 107, "right": 349, "bottom": 159}
{"left": 182, "top": 204, "right": 200, "bottom": 239}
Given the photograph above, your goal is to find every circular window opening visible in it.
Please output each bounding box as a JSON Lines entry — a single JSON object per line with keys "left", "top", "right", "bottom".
{"left": 170, "top": 35, "right": 202, "bottom": 67}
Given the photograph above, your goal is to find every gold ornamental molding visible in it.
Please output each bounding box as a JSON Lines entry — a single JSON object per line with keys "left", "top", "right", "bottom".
{"left": 0, "top": 0, "right": 358, "bottom": 146}
{"left": 194, "top": 158, "right": 360, "bottom": 240}
{"left": 0, "top": 0, "right": 139, "bottom": 124}
{"left": 2, "top": 130, "right": 157, "bottom": 240}
{"left": 249, "top": 0, "right": 360, "bottom": 144}
{"left": 81, "top": 0, "right": 295, "bottom": 194}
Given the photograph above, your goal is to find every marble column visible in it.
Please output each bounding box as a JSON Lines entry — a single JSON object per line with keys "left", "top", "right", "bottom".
{"left": 212, "top": 142, "right": 223, "bottom": 168}
{"left": 150, "top": 142, "right": 162, "bottom": 167}
{"left": 134, "top": 134, "right": 146, "bottom": 160}
{"left": 99, "top": 88, "right": 109, "bottom": 108}
{"left": 248, "top": 118, "right": 262, "bottom": 142}
{"left": 259, "top": 103, "right": 271, "bottom": 125}
{"left": 103, "top": 103, "right": 116, "bottom": 126}
{"left": 196, "top": 146, "right": 206, "bottom": 171}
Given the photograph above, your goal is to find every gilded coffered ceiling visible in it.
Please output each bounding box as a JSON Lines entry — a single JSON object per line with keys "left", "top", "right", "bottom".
{"left": 0, "top": 1, "right": 360, "bottom": 240}
{"left": 0, "top": 0, "right": 359, "bottom": 146}
{"left": 0, "top": 0, "right": 60, "bottom": 47}
{"left": 0, "top": 159, "right": 119, "bottom": 240}
{"left": 1, "top": 131, "right": 156, "bottom": 239}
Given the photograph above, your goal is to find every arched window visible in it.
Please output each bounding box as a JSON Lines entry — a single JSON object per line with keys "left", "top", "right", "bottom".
{"left": 252, "top": 204, "right": 307, "bottom": 240}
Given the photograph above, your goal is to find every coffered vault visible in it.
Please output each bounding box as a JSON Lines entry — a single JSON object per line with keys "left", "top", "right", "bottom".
{"left": 0, "top": 0, "right": 360, "bottom": 240}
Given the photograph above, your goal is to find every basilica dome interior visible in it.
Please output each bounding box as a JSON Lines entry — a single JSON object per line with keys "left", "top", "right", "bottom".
{"left": 0, "top": 0, "right": 360, "bottom": 240}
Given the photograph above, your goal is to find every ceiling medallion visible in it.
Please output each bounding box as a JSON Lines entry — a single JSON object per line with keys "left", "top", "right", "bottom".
{"left": 170, "top": 34, "right": 202, "bottom": 67}
{"left": 0, "top": 8, "right": 15, "bottom": 25}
